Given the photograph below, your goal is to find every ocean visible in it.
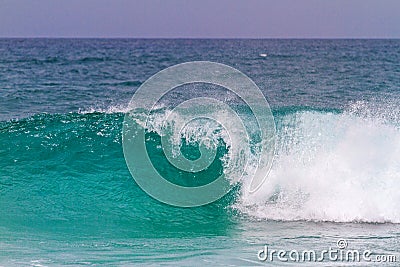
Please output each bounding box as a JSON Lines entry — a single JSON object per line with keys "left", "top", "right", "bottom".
{"left": 0, "top": 39, "right": 399, "bottom": 266}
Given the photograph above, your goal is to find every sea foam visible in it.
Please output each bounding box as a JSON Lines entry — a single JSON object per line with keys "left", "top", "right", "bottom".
{"left": 237, "top": 101, "right": 400, "bottom": 223}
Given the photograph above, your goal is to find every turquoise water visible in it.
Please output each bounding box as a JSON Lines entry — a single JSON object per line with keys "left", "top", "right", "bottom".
{"left": 0, "top": 39, "right": 399, "bottom": 265}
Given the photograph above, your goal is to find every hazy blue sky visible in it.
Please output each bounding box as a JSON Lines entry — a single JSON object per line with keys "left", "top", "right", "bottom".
{"left": 0, "top": 0, "right": 399, "bottom": 38}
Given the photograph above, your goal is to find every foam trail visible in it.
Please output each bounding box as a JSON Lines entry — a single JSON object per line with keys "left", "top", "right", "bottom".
{"left": 237, "top": 101, "right": 400, "bottom": 223}
{"left": 78, "top": 104, "right": 131, "bottom": 114}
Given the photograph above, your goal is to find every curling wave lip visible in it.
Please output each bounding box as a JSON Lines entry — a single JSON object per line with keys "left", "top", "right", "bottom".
{"left": 122, "top": 61, "right": 276, "bottom": 207}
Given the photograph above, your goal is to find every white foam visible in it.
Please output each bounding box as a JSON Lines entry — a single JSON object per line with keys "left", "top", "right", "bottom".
{"left": 237, "top": 101, "right": 400, "bottom": 223}
{"left": 78, "top": 104, "right": 131, "bottom": 114}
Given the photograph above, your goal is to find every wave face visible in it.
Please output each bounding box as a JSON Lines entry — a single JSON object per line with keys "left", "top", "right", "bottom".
{"left": 0, "top": 111, "right": 237, "bottom": 238}
{"left": 238, "top": 101, "right": 400, "bottom": 223}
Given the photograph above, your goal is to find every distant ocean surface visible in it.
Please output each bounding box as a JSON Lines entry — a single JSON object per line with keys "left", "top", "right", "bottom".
{"left": 0, "top": 39, "right": 399, "bottom": 266}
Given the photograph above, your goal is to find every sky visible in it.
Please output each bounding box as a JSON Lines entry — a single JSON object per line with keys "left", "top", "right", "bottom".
{"left": 0, "top": 0, "right": 399, "bottom": 38}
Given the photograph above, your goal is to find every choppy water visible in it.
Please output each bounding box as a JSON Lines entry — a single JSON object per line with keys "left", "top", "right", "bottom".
{"left": 0, "top": 39, "right": 399, "bottom": 266}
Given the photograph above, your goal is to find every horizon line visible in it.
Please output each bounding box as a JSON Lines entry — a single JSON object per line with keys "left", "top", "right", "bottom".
{"left": 1, "top": 36, "right": 399, "bottom": 40}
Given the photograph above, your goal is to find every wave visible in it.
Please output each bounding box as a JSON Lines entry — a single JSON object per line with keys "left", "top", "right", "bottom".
{"left": 1, "top": 101, "right": 399, "bottom": 225}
